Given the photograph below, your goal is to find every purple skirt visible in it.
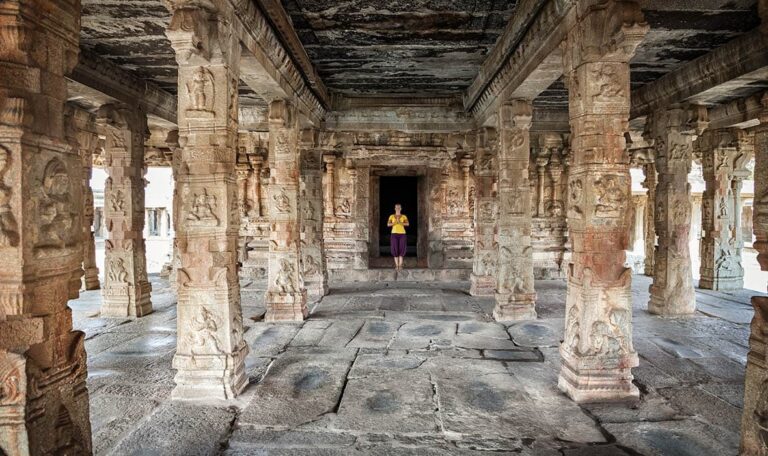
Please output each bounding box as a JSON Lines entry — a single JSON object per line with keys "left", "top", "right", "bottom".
{"left": 390, "top": 234, "right": 407, "bottom": 257}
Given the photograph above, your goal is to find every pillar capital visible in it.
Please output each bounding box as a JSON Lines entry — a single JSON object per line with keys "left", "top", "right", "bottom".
{"left": 568, "top": 0, "right": 649, "bottom": 66}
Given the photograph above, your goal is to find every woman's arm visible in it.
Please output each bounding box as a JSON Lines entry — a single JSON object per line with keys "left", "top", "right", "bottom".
{"left": 402, "top": 217, "right": 409, "bottom": 227}
{"left": 387, "top": 216, "right": 394, "bottom": 227}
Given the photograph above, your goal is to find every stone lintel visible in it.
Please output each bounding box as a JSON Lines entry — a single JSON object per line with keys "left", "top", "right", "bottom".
{"left": 70, "top": 48, "right": 177, "bottom": 124}
{"left": 631, "top": 30, "right": 768, "bottom": 119}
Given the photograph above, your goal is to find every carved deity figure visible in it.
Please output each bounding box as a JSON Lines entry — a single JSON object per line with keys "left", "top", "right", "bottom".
{"left": 594, "top": 175, "right": 625, "bottom": 217}
{"left": 107, "top": 257, "right": 128, "bottom": 283}
{"left": 110, "top": 189, "right": 125, "bottom": 213}
{"left": 187, "top": 306, "right": 223, "bottom": 355}
{"left": 302, "top": 202, "right": 315, "bottom": 221}
{"left": 186, "top": 67, "right": 215, "bottom": 112}
{"left": 273, "top": 189, "right": 291, "bottom": 213}
{"left": 0, "top": 147, "right": 18, "bottom": 247}
{"left": 592, "top": 64, "right": 625, "bottom": 101}
{"left": 187, "top": 189, "right": 218, "bottom": 223}
{"left": 274, "top": 259, "right": 296, "bottom": 293}
{"left": 37, "top": 159, "right": 75, "bottom": 248}
{"left": 336, "top": 198, "right": 351, "bottom": 217}
{"left": 303, "top": 255, "right": 320, "bottom": 276}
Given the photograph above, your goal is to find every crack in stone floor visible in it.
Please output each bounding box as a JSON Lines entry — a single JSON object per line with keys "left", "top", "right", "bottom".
{"left": 70, "top": 275, "right": 760, "bottom": 455}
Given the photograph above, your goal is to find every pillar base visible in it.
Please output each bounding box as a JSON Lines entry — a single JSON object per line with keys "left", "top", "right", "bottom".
{"left": 265, "top": 290, "right": 308, "bottom": 321}
{"left": 698, "top": 275, "right": 744, "bottom": 291}
{"left": 470, "top": 274, "right": 496, "bottom": 297}
{"left": 558, "top": 346, "right": 639, "bottom": 403}
{"left": 306, "top": 282, "right": 328, "bottom": 303}
{"left": 171, "top": 342, "right": 249, "bottom": 401}
{"left": 101, "top": 281, "right": 153, "bottom": 318}
{"left": 83, "top": 268, "right": 101, "bottom": 290}
{"left": 648, "top": 283, "right": 695, "bottom": 316}
{"left": 493, "top": 292, "right": 537, "bottom": 321}
{"left": 69, "top": 269, "right": 83, "bottom": 299}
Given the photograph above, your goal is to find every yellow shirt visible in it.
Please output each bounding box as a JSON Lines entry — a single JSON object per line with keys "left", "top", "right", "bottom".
{"left": 388, "top": 214, "right": 408, "bottom": 234}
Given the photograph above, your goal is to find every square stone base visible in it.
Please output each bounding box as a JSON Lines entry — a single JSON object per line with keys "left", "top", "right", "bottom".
{"left": 469, "top": 274, "right": 495, "bottom": 296}
{"left": 558, "top": 346, "right": 639, "bottom": 403}
{"left": 265, "top": 290, "right": 308, "bottom": 322}
{"left": 172, "top": 342, "right": 249, "bottom": 401}
{"left": 101, "top": 281, "right": 153, "bottom": 318}
{"left": 698, "top": 275, "right": 744, "bottom": 291}
{"left": 493, "top": 292, "right": 537, "bottom": 321}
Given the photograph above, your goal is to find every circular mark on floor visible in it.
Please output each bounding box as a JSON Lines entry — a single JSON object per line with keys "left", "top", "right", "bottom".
{"left": 293, "top": 367, "right": 329, "bottom": 391}
{"left": 466, "top": 381, "right": 505, "bottom": 412}
{"left": 409, "top": 324, "right": 442, "bottom": 337}
{"left": 366, "top": 390, "right": 399, "bottom": 412}
{"left": 367, "top": 321, "right": 390, "bottom": 336}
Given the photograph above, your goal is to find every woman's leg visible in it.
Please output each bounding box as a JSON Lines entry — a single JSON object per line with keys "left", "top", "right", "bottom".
{"left": 390, "top": 235, "right": 398, "bottom": 269}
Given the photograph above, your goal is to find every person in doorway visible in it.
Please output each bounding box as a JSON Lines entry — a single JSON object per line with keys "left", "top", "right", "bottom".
{"left": 387, "top": 204, "right": 409, "bottom": 270}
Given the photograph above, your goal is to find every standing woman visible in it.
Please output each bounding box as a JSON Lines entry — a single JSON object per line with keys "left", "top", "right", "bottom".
{"left": 387, "top": 203, "right": 409, "bottom": 270}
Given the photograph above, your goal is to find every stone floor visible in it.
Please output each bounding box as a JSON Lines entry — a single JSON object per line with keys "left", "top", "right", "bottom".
{"left": 71, "top": 273, "right": 762, "bottom": 455}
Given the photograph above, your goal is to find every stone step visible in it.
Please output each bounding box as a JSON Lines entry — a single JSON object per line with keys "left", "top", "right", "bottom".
{"left": 329, "top": 268, "right": 471, "bottom": 283}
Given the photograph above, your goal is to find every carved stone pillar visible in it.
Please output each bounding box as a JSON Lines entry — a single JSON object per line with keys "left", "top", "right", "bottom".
{"left": 247, "top": 155, "right": 262, "bottom": 217}
{"left": 265, "top": 100, "right": 307, "bottom": 321}
{"left": 169, "top": 140, "right": 181, "bottom": 291}
{"left": 494, "top": 100, "right": 536, "bottom": 320}
{"left": 460, "top": 155, "right": 473, "bottom": 215}
{"left": 536, "top": 155, "right": 548, "bottom": 217}
{"left": 698, "top": 129, "right": 751, "bottom": 290}
{"left": 742, "top": 95, "right": 768, "bottom": 455}
{"left": 0, "top": 1, "right": 93, "bottom": 453}
{"left": 641, "top": 162, "right": 656, "bottom": 276}
{"left": 558, "top": 0, "right": 647, "bottom": 402}
{"left": 166, "top": 3, "right": 248, "bottom": 400}
{"left": 98, "top": 104, "right": 153, "bottom": 317}
{"left": 323, "top": 154, "right": 336, "bottom": 219}
{"left": 299, "top": 128, "right": 328, "bottom": 302}
{"left": 471, "top": 128, "right": 499, "bottom": 296}
{"left": 647, "top": 106, "right": 704, "bottom": 315}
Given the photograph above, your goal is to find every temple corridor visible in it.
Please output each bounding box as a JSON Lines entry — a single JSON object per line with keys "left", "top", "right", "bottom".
{"left": 74, "top": 275, "right": 759, "bottom": 455}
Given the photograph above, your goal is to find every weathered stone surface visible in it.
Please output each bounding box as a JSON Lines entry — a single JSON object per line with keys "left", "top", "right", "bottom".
{"left": 507, "top": 321, "right": 561, "bottom": 348}
{"left": 604, "top": 420, "right": 739, "bottom": 456}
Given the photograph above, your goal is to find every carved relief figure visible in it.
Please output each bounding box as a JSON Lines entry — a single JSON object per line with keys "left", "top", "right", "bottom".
{"left": 274, "top": 189, "right": 291, "bottom": 213}
{"left": 186, "top": 66, "right": 215, "bottom": 112}
{"left": 591, "top": 64, "right": 624, "bottom": 101}
{"left": 37, "top": 159, "right": 75, "bottom": 248}
{"left": 336, "top": 198, "right": 351, "bottom": 218}
{"left": 110, "top": 190, "right": 125, "bottom": 213}
{"left": 303, "top": 255, "right": 320, "bottom": 276}
{"left": 187, "top": 189, "right": 218, "bottom": 224}
{"left": 0, "top": 147, "right": 18, "bottom": 246}
{"left": 594, "top": 175, "right": 625, "bottom": 217}
{"left": 107, "top": 257, "right": 128, "bottom": 283}
{"left": 568, "top": 179, "right": 584, "bottom": 217}
{"left": 303, "top": 202, "right": 315, "bottom": 221}
{"left": 275, "top": 259, "right": 296, "bottom": 293}
{"left": 187, "top": 306, "right": 223, "bottom": 354}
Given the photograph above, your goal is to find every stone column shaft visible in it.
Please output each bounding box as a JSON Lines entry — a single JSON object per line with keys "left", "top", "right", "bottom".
{"left": 647, "top": 106, "right": 703, "bottom": 315}
{"left": 299, "top": 128, "right": 329, "bottom": 302}
{"left": 470, "top": 128, "right": 499, "bottom": 296}
{"left": 265, "top": 100, "right": 307, "bottom": 321}
{"left": 493, "top": 100, "right": 536, "bottom": 320}
{"left": 698, "top": 129, "right": 750, "bottom": 290}
{"left": 742, "top": 100, "right": 768, "bottom": 455}
{"left": 166, "top": 3, "right": 247, "bottom": 400}
{"left": 98, "top": 104, "right": 153, "bottom": 317}
{"left": 558, "top": 0, "right": 647, "bottom": 402}
{"left": 641, "top": 163, "right": 656, "bottom": 276}
{"left": 0, "top": 0, "right": 92, "bottom": 453}
{"left": 247, "top": 156, "right": 262, "bottom": 217}
{"left": 323, "top": 155, "right": 336, "bottom": 218}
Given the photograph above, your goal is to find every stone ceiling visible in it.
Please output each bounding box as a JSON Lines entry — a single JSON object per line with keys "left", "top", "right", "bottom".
{"left": 535, "top": 0, "right": 761, "bottom": 109}
{"left": 78, "top": 0, "right": 763, "bottom": 112}
{"left": 280, "top": 0, "right": 519, "bottom": 95}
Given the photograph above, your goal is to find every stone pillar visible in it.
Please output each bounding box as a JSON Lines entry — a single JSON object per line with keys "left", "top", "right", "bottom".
{"left": 558, "top": 0, "right": 647, "bottom": 402}
{"left": 647, "top": 106, "right": 705, "bottom": 315}
{"left": 98, "top": 104, "right": 153, "bottom": 317}
{"left": 460, "top": 155, "right": 473, "bottom": 215}
{"left": 471, "top": 128, "right": 499, "bottom": 296}
{"left": 494, "top": 100, "right": 536, "bottom": 320}
{"left": 698, "top": 129, "right": 750, "bottom": 290}
{"left": 641, "top": 162, "right": 656, "bottom": 276}
{"left": 299, "top": 128, "right": 329, "bottom": 302}
{"left": 323, "top": 154, "right": 336, "bottom": 218}
{"left": 742, "top": 94, "right": 768, "bottom": 455}
{"left": 247, "top": 155, "right": 262, "bottom": 217}
{"left": 0, "top": 0, "right": 93, "bottom": 453}
{"left": 169, "top": 139, "right": 181, "bottom": 291}
{"left": 536, "top": 154, "right": 548, "bottom": 217}
{"left": 166, "top": 3, "right": 248, "bottom": 400}
{"left": 265, "top": 100, "right": 307, "bottom": 321}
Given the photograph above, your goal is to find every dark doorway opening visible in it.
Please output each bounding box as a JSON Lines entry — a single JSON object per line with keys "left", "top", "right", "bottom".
{"left": 379, "top": 176, "right": 418, "bottom": 257}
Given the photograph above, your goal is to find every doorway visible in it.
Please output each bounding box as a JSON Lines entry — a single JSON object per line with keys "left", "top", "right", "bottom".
{"left": 378, "top": 176, "right": 419, "bottom": 258}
